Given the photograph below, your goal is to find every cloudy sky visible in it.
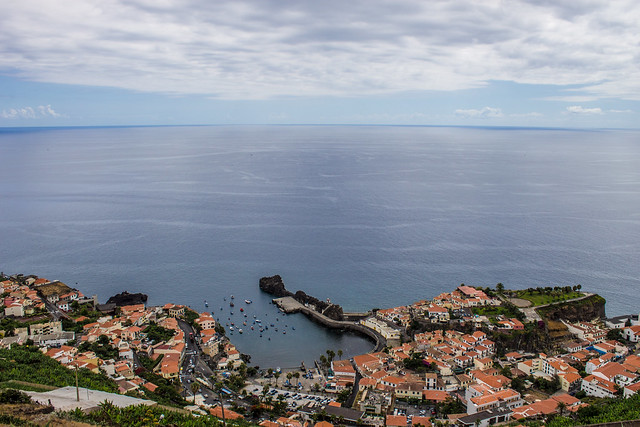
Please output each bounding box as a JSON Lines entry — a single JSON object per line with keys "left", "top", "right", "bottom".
{"left": 1, "top": 0, "right": 638, "bottom": 127}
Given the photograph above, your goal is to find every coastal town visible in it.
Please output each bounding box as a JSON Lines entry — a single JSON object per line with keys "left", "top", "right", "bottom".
{"left": 2, "top": 273, "right": 640, "bottom": 426}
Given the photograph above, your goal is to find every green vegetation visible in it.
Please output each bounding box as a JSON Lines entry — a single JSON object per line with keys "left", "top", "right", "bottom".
{"left": 0, "top": 380, "right": 56, "bottom": 392}
{"left": 0, "top": 389, "right": 32, "bottom": 404}
{"left": 492, "top": 324, "right": 552, "bottom": 356}
{"left": 137, "top": 370, "right": 187, "bottom": 407}
{"left": 183, "top": 308, "right": 201, "bottom": 332}
{"left": 515, "top": 286, "right": 583, "bottom": 307}
{"left": 78, "top": 334, "right": 119, "bottom": 360}
{"left": 437, "top": 396, "right": 466, "bottom": 415}
{"left": 0, "top": 317, "right": 50, "bottom": 336}
{"left": 143, "top": 323, "right": 176, "bottom": 344}
{"left": 530, "top": 393, "right": 640, "bottom": 426}
{"left": 60, "top": 400, "right": 256, "bottom": 426}
{"left": 403, "top": 352, "right": 436, "bottom": 373}
{"left": 139, "top": 353, "right": 163, "bottom": 371}
{"left": 472, "top": 300, "right": 525, "bottom": 322}
{"left": 0, "top": 414, "right": 36, "bottom": 426}
{"left": 0, "top": 344, "right": 117, "bottom": 392}
{"left": 61, "top": 305, "right": 103, "bottom": 333}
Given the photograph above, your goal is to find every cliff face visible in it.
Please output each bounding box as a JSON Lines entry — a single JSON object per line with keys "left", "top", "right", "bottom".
{"left": 259, "top": 275, "right": 344, "bottom": 321}
{"left": 537, "top": 294, "right": 606, "bottom": 322}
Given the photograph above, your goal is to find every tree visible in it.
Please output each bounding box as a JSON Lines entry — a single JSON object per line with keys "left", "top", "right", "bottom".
{"left": 274, "top": 371, "right": 281, "bottom": 387}
{"left": 319, "top": 355, "right": 327, "bottom": 367}
{"left": 496, "top": 283, "right": 505, "bottom": 294}
{"left": 556, "top": 401, "right": 567, "bottom": 417}
{"left": 337, "top": 349, "right": 343, "bottom": 360}
{"left": 326, "top": 349, "right": 335, "bottom": 362}
{"left": 607, "top": 328, "right": 623, "bottom": 341}
{"left": 190, "top": 382, "right": 200, "bottom": 403}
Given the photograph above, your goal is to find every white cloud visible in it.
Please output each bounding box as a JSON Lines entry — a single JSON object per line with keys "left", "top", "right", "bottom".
{"left": 455, "top": 107, "right": 503, "bottom": 118}
{"left": 0, "top": 1, "right": 639, "bottom": 100}
{"left": 566, "top": 105, "right": 603, "bottom": 115}
{"left": 1, "top": 105, "right": 62, "bottom": 119}
{"left": 609, "top": 109, "right": 633, "bottom": 113}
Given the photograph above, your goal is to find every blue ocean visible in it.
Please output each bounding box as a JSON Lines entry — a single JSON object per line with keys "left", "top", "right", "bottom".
{"left": 1, "top": 125, "right": 639, "bottom": 367}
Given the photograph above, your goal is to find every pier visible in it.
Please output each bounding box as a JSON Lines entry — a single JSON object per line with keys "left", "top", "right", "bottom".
{"left": 273, "top": 297, "right": 386, "bottom": 351}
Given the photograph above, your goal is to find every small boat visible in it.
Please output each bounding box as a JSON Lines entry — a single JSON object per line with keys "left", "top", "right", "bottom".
{"left": 240, "top": 308, "right": 244, "bottom": 312}
{"left": 292, "top": 327, "right": 295, "bottom": 330}
{"left": 239, "top": 329, "right": 243, "bottom": 334}
{"left": 230, "top": 295, "right": 234, "bottom": 299}
{"left": 245, "top": 299, "right": 252, "bottom": 304}
{"left": 204, "top": 300, "right": 209, "bottom": 307}
{"left": 229, "top": 326, "right": 234, "bottom": 331}
{"left": 251, "top": 326, "right": 254, "bottom": 330}
{"left": 283, "top": 330, "right": 286, "bottom": 334}
{"left": 230, "top": 302, "right": 234, "bottom": 307}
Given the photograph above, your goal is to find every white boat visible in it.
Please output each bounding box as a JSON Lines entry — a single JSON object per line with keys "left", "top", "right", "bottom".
{"left": 245, "top": 299, "right": 252, "bottom": 304}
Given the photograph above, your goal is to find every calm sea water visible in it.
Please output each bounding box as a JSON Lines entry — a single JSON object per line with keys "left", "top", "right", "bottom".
{"left": 1, "top": 125, "right": 639, "bottom": 367}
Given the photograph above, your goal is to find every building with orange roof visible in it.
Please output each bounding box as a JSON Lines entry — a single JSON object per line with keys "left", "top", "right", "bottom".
{"left": 581, "top": 374, "right": 617, "bottom": 398}
{"left": 558, "top": 372, "right": 582, "bottom": 392}
{"left": 411, "top": 416, "right": 432, "bottom": 426}
{"left": 423, "top": 389, "right": 449, "bottom": 402}
{"left": 210, "top": 405, "right": 244, "bottom": 420}
{"left": 385, "top": 414, "right": 407, "bottom": 426}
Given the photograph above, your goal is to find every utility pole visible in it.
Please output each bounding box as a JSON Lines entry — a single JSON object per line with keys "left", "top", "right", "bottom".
{"left": 75, "top": 362, "right": 80, "bottom": 402}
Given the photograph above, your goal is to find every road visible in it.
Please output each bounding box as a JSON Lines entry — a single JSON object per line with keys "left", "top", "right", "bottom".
{"left": 177, "top": 319, "right": 215, "bottom": 400}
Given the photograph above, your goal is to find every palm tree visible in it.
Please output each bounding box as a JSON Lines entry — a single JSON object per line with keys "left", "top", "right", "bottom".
{"left": 274, "top": 371, "right": 281, "bottom": 387}
{"left": 337, "top": 349, "right": 343, "bottom": 360}
{"left": 556, "top": 401, "right": 567, "bottom": 417}
{"left": 190, "top": 382, "right": 200, "bottom": 403}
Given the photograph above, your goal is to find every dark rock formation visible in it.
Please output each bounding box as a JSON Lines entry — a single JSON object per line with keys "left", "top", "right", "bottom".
{"left": 537, "top": 294, "right": 606, "bottom": 322}
{"left": 106, "top": 291, "right": 148, "bottom": 307}
{"left": 259, "top": 275, "right": 292, "bottom": 298}
{"left": 259, "top": 275, "right": 344, "bottom": 321}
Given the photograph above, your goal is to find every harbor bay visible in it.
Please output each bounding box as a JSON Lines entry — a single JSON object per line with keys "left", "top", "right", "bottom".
{"left": 1, "top": 125, "right": 640, "bottom": 367}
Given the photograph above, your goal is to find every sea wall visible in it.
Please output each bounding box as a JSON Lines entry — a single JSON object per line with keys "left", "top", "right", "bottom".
{"left": 272, "top": 296, "right": 385, "bottom": 352}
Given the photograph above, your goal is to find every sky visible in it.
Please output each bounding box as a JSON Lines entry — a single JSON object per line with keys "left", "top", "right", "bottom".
{"left": 1, "top": 0, "right": 639, "bottom": 128}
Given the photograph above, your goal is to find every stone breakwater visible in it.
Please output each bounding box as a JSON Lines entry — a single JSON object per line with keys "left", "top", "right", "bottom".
{"left": 259, "top": 275, "right": 384, "bottom": 351}
{"left": 272, "top": 296, "right": 385, "bottom": 352}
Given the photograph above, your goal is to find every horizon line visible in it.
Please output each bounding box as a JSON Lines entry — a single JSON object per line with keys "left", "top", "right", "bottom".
{"left": 1, "top": 123, "right": 639, "bottom": 132}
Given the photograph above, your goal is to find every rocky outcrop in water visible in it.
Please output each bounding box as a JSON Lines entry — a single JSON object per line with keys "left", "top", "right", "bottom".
{"left": 259, "top": 275, "right": 292, "bottom": 298}
{"left": 259, "top": 275, "right": 344, "bottom": 321}
{"left": 106, "top": 291, "right": 148, "bottom": 306}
